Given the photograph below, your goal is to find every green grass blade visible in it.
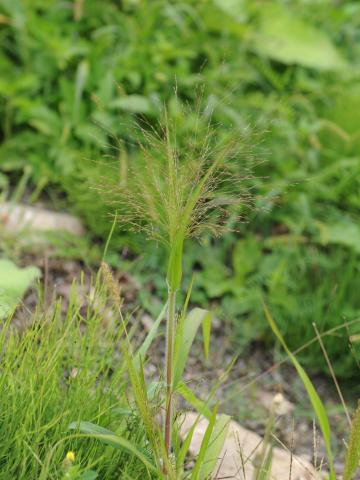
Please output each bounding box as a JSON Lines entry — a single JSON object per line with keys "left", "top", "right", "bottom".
{"left": 173, "top": 308, "right": 212, "bottom": 390}
{"left": 263, "top": 303, "right": 336, "bottom": 480}
{"left": 190, "top": 404, "right": 218, "bottom": 480}
{"left": 123, "top": 348, "right": 158, "bottom": 446}
{"left": 202, "top": 310, "right": 211, "bottom": 360}
{"left": 133, "top": 302, "right": 167, "bottom": 371}
{"left": 102, "top": 211, "right": 118, "bottom": 262}
{"left": 343, "top": 402, "right": 360, "bottom": 480}
{"left": 69, "top": 428, "right": 158, "bottom": 473}
{"left": 190, "top": 404, "right": 230, "bottom": 480}
{"left": 180, "top": 274, "right": 195, "bottom": 324}
{"left": 69, "top": 421, "right": 116, "bottom": 437}
{"left": 176, "top": 382, "right": 212, "bottom": 420}
{"left": 177, "top": 416, "right": 198, "bottom": 472}
{"left": 197, "top": 413, "right": 230, "bottom": 480}
{"left": 173, "top": 276, "right": 194, "bottom": 371}
{"left": 123, "top": 346, "right": 167, "bottom": 473}
{"left": 257, "top": 448, "right": 273, "bottom": 480}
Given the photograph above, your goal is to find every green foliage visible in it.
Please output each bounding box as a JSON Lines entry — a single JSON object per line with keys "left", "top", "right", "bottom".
{"left": 1, "top": 0, "right": 360, "bottom": 376}
{"left": 253, "top": 4, "right": 346, "bottom": 69}
{"left": 185, "top": 236, "right": 360, "bottom": 377}
{"left": 0, "top": 258, "right": 40, "bottom": 318}
{"left": 0, "top": 283, "right": 151, "bottom": 479}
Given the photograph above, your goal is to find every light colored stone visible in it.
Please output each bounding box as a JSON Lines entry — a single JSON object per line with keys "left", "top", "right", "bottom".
{"left": 0, "top": 203, "right": 84, "bottom": 235}
{"left": 180, "top": 412, "right": 320, "bottom": 479}
{"left": 257, "top": 391, "right": 294, "bottom": 416}
{"left": 141, "top": 314, "right": 155, "bottom": 332}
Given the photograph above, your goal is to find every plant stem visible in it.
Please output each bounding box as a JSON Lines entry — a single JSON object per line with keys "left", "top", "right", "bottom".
{"left": 164, "top": 288, "right": 177, "bottom": 466}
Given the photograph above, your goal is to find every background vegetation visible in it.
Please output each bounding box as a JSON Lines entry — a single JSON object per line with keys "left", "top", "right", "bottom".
{"left": 1, "top": 0, "right": 360, "bottom": 377}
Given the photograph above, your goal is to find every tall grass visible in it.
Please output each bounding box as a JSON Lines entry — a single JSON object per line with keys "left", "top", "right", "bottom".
{"left": 103, "top": 107, "right": 252, "bottom": 469}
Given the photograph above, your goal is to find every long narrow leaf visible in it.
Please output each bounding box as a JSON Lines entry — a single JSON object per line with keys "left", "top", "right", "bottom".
{"left": 173, "top": 308, "right": 212, "bottom": 389}
{"left": 191, "top": 404, "right": 231, "bottom": 480}
{"left": 263, "top": 303, "right": 336, "bottom": 480}
{"left": 177, "top": 382, "right": 212, "bottom": 420}
{"left": 197, "top": 414, "right": 230, "bottom": 480}
{"left": 79, "top": 433, "right": 156, "bottom": 473}
{"left": 177, "top": 415, "right": 199, "bottom": 472}
{"left": 124, "top": 348, "right": 158, "bottom": 447}
{"left": 202, "top": 311, "right": 211, "bottom": 360}
{"left": 133, "top": 302, "right": 167, "bottom": 370}
{"left": 69, "top": 421, "right": 115, "bottom": 437}
{"left": 191, "top": 404, "right": 218, "bottom": 480}
{"left": 123, "top": 347, "right": 167, "bottom": 474}
{"left": 68, "top": 423, "right": 156, "bottom": 473}
{"left": 257, "top": 447, "right": 273, "bottom": 480}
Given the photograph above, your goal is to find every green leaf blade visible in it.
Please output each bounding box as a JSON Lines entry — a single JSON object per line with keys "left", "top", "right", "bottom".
{"left": 173, "top": 308, "right": 212, "bottom": 390}
{"left": 263, "top": 303, "right": 336, "bottom": 480}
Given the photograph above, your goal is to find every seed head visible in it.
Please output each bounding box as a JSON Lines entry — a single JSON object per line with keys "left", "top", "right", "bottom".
{"left": 101, "top": 103, "right": 257, "bottom": 289}
{"left": 109, "top": 108, "right": 254, "bottom": 246}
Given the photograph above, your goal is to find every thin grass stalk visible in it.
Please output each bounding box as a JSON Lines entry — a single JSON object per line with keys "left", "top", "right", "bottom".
{"left": 164, "top": 288, "right": 177, "bottom": 465}
{"left": 312, "top": 322, "right": 351, "bottom": 426}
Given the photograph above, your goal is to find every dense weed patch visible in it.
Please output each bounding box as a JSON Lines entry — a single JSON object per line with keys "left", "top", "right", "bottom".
{"left": 1, "top": 1, "right": 360, "bottom": 374}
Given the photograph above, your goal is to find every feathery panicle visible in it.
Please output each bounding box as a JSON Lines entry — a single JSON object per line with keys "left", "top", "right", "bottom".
{"left": 102, "top": 104, "right": 256, "bottom": 290}
{"left": 107, "top": 105, "right": 254, "bottom": 243}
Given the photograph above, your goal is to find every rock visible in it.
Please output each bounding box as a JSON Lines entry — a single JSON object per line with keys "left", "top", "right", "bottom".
{"left": 180, "top": 412, "right": 320, "bottom": 479}
{"left": 257, "top": 391, "right": 294, "bottom": 416}
{"left": 0, "top": 203, "right": 84, "bottom": 236}
{"left": 141, "top": 314, "right": 155, "bottom": 332}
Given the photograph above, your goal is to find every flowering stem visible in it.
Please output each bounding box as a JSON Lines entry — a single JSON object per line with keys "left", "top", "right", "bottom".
{"left": 164, "top": 287, "right": 177, "bottom": 467}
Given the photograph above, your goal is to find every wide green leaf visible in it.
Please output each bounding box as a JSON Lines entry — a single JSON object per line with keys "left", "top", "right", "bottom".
{"left": 177, "top": 382, "right": 212, "bottom": 420}
{"left": 0, "top": 259, "right": 40, "bottom": 319}
{"left": 254, "top": 5, "right": 346, "bottom": 70}
{"left": 317, "top": 219, "right": 360, "bottom": 254}
{"left": 198, "top": 413, "right": 230, "bottom": 480}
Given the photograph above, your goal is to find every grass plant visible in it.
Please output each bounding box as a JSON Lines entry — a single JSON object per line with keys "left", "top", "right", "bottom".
{"left": 109, "top": 107, "right": 251, "bottom": 468}
{"left": 0, "top": 280, "right": 151, "bottom": 479}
